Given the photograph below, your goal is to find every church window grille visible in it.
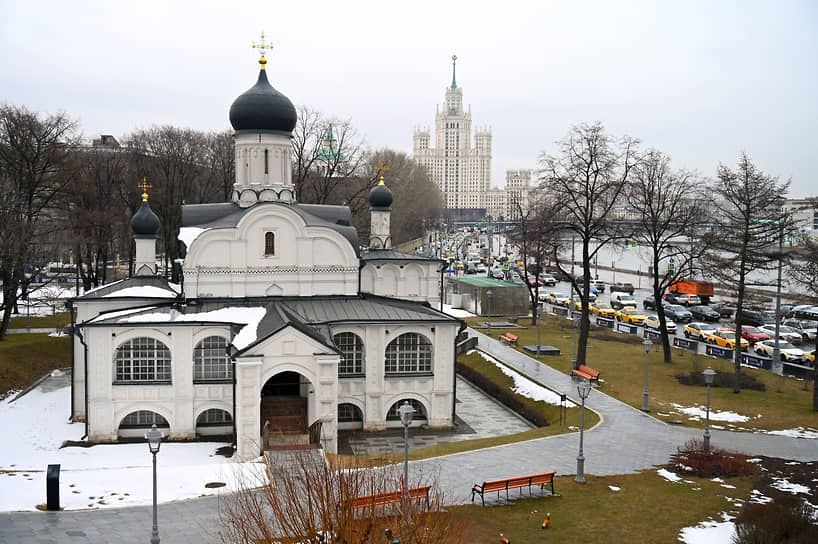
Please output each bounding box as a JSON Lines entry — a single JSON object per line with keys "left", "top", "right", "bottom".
{"left": 265, "top": 232, "right": 275, "bottom": 256}
{"left": 334, "top": 332, "right": 364, "bottom": 375}
{"left": 385, "top": 333, "right": 432, "bottom": 374}
{"left": 121, "top": 410, "right": 169, "bottom": 428}
{"left": 194, "top": 336, "right": 232, "bottom": 381}
{"left": 115, "top": 337, "right": 171, "bottom": 382}
{"left": 386, "top": 399, "right": 427, "bottom": 421}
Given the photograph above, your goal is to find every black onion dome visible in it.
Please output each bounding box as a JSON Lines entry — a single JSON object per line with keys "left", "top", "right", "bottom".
{"left": 369, "top": 181, "right": 393, "bottom": 210}
{"left": 131, "top": 201, "right": 161, "bottom": 237}
{"left": 229, "top": 69, "right": 297, "bottom": 133}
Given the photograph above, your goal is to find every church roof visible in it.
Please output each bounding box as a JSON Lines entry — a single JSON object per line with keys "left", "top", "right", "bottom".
{"left": 73, "top": 276, "right": 180, "bottom": 300}
{"left": 180, "top": 201, "right": 360, "bottom": 256}
{"left": 229, "top": 68, "right": 297, "bottom": 134}
{"left": 360, "top": 249, "right": 444, "bottom": 264}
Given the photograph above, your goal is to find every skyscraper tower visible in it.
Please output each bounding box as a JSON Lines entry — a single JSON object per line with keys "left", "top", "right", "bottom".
{"left": 413, "top": 55, "right": 491, "bottom": 215}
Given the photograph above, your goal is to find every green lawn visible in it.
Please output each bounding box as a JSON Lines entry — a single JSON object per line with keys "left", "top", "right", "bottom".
{"left": 0, "top": 333, "right": 71, "bottom": 398}
{"left": 8, "top": 311, "right": 72, "bottom": 330}
{"left": 467, "top": 314, "right": 818, "bottom": 433}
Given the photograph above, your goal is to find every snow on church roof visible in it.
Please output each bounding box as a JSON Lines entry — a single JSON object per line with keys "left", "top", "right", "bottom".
{"left": 178, "top": 227, "right": 208, "bottom": 249}
{"left": 74, "top": 276, "right": 180, "bottom": 300}
{"left": 102, "top": 286, "right": 178, "bottom": 298}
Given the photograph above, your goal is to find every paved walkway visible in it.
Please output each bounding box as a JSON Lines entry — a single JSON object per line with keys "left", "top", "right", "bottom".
{"left": 2, "top": 328, "right": 817, "bottom": 543}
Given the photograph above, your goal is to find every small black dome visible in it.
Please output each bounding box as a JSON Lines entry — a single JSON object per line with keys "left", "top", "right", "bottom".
{"left": 131, "top": 200, "right": 160, "bottom": 237}
{"left": 229, "top": 69, "right": 297, "bottom": 133}
{"left": 369, "top": 181, "right": 393, "bottom": 210}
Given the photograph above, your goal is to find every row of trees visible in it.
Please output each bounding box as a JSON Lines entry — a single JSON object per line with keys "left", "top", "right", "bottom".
{"left": 0, "top": 103, "right": 443, "bottom": 340}
{"left": 510, "top": 122, "right": 816, "bottom": 406}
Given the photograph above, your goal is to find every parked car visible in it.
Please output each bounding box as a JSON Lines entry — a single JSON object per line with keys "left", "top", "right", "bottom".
{"left": 610, "top": 282, "right": 635, "bottom": 294}
{"left": 592, "top": 279, "right": 606, "bottom": 293}
{"left": 662, "top": 292, "right": 681, "bottom": 304}
{"left": 754, "top": 340, "right": 809, "bottom": 362}
{"left": 781, "top": 318, "right": 818, "bottom": 342}
{"left": 590, "top": 300, "right": 616, "bottom": 318}
{"left": 684, "top": 322, "right": 719, "bottom": 341}
{"left": 806, "top": 349, "right": 815, "bottom": 364}
{"left": 610, "top": 293, "right": 638, "bottom": 310}
{"left": 758, "top": 324, "right": 803, "bottom": 344}
{"left": 574, "top": 286, "right": 597, "bottom": 302}
{"left": 675, "top": 293, "right": 701, "bottom": 306}
{"left": 708, "top": 301, "right": 735, "bottom": 319}
{"left": 705, "top": 329, "right": 749, "bottom": 351}
{"left": 739, "top": 325, "right": 771, "bottom": 345}
{"left": 663, "top": 303, "right": 692, "bottom": 323}
{"left": 538, "top": 274, "right": 557, "bottom": 287}
{"left": 688, "top": 305, "right": 720, "bottom": 322}
{"left": 643, "top": 295, "right": 658, "bottom": 310}
{"left": 615, "top": 307, "right": 646, "bottom": 325}
{"left": 787, "top": 305, "right": 818, "bottom": 320}
{"left": 643, "top": 314, "right": 677, "bottom": 333}
{"left": 738, "top": 309, "right": 775, "bottom": 327}
{"left": 545, "top": 291, "right": 570, "bottom": 306}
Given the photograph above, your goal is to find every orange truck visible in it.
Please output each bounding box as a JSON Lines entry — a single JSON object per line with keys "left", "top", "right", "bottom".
{"left": 668, "top": 279, "right": 715, "bottom": 302}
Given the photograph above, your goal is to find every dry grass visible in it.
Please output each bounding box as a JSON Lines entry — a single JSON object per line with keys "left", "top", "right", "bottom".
{"left": 467, "top": 314, "right": 818, "bottom": 432}
{"left": 8, "top": 311, "right": 72, "bottom": 330}
{"left": 0, "top": 333, "right": 71, "bottom": 398}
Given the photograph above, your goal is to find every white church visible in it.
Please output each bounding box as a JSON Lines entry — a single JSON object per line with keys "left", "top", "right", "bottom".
{"left": 69, "top": 42, "right": 461, "bottom": 460}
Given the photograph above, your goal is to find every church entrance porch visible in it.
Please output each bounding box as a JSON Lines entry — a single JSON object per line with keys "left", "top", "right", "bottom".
{"left": 260, "top": 371, "right": 316, "bottom": 450}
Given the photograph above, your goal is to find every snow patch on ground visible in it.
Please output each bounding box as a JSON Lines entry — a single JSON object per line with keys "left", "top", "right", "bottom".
{"left": 657, "top": 468, "right": 682, "bottom": 482}
{"left": 669, "top": 403, "right": 751, "bottom": 423}
{"left": 441, "top": 304, "right": 474, "bottom": 318}
{"left": 768, "top": 427, "right": 818, "bottom": 439}
{"left": 608, "top": 485, "right": 621, "bottom": 491}
{"left": 469, "top": 350, "right": 575, "bottom": 406}
{"left": 771, "top": 477, "right": 810, "bottom": 495}
{"left": 677, "top": 512, "right": 736, "bottom": 544}
{"left": 749, "top": 489, "right": 773, "bottom": 504}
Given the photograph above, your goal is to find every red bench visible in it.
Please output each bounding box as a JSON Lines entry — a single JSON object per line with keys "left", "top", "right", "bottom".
{"left": 571, "top": 364, "right": 600, "bottom": 384}
{"left": 345, "top": 485, "right": 430, "bottom": 511}
{"left": 499, "top": 333, "right": 519, "bottom": 345}
{"left": 472, "top": 472, "right": 557, "bottom": 506}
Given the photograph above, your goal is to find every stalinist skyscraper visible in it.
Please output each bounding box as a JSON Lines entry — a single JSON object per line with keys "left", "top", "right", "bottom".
{"left": 413, "top": 55, "right": 491, "bottom": 218}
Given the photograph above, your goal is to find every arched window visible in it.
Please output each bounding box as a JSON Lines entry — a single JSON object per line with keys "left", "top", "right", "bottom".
{"left": 120, "top": 410, "right": 169, "bottom": 428}
{"left": 386, "top": 399, "right": 427, "bottom": 421}
{"left": 333, "top": 332, "right": 364, "bottom": 376}
{"left": 385, "top": 333, "right": 432, "bottom": 374}
{"left": 264, "top": 149, "right": 269, "bottom": 174}
{"left": 196, "top": 409, "right": 233, "bottom": 426}
{"left": 337, "top": 403, "right": 363, "bottom": 423}
{"left": 115, "top": 337, "right": 171, "bottom": 382}
{"left": 265, "top": 232, "right": 275, "bottom": 256}
{"left": 193, "top": 336, "right": 231, "bottom": 381}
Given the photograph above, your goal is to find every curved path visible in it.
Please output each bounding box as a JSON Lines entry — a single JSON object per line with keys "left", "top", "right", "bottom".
{"left": 2, "top": 328, "right": 816, "bottom": 543}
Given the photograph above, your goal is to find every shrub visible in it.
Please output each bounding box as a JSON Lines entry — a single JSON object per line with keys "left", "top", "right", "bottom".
{"left": 676, "top": 370, "right": 766, "bottom": 391}
{"left": 733, "top": 495, "right": 818, "bottom": 544}
{"left": 667, "top": 439, "right": 757, "bottom": 478}
{"left": 456, "top": 362, "right": 549, "bottom": 427}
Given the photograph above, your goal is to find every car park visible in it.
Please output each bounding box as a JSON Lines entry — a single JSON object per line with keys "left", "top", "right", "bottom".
{"left": 643, "top": 314, "right": 677, "bottom": 333}
{"left": 781, "top": 318, "right": 818, "bottom": 342}
{"left": 688, "top": 305, "right": 720, "bottom": 322}
{"left": 705, "top": 329, "right": 750, "bottom": 351}
{"left": 739, "top": 325, "right": 771, "bottom": 345}
{"left": 758, "top": 324, "right": 803, "bottom": 344}
{"left": 590, "top": 300, "right": 616, "bottom": 318}
{"left": 610, "top": 293, "right": 638, "bottom": 310}
{"left": 684, "top": 322, "right": 719, "bottom": 341}
{"left": 663, "top": 303, "right": 692, "bottom": 323}
{"left": 610, "top": 282, "right": 635, "bottom": 294}
{"left": 754, "top": 340, "right": 809, "bottom": 362}
{"left": 615, "top": 307, "right": 646, "bottom": 325}
{"left": 675, "top": 294, "right": 702, "bottom": 306}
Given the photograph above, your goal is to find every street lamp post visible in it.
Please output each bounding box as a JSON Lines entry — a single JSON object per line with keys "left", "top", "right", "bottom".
{"left": 642, "top": 338, "right": 653, "bottom": 412}
{"left": 575, "top": 379, "right": 592, "bottom": 484}
{"left": 702, "top": 367, "right": 716, "bottom": 452}
{"left": 24, "top": 266, "right": 33, "bottom": 332}
{"left": 397, "top": 401, "right": 416, "bottom": 502}
{"left": 486, "top": 290, "right": 493, "bottom": 336}
{"left": 536, "top": 302, "right": 542, "bottom": 358}
{"left": 772, "top": 222, "right": 784, "bottom": 374}
{"left": 146, "top": 423, "right": 164, "bottom": 544}
{"left": 571, "top": 315, "right": 580, "bottom": 370}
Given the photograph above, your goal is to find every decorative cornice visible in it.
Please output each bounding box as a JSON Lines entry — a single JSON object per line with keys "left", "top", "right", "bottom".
{"left": 186, "top": 265, "right": 358, "bottom": 275}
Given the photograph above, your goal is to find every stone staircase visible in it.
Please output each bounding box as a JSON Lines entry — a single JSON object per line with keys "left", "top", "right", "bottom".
{"left": 261, "top": 396, "right": 310, "bottom": 449}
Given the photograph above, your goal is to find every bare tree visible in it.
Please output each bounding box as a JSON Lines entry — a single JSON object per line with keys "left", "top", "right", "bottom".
{"left": 538, "top": 122, "right": 638, "bottom": 368}
{"left": 219, "top": 451, "right": 470, "bottom": 544}
{"left": 703, "top": 153, "right": 792, "bottom": 393}
{"left": 0, "top": 105, "right": 79, "bottom": 340}
{"left": 626, "top": 150, "right": 708, "bottom": 362}
{"left": 200, "top": 130, "right": 234, "bottom": 202}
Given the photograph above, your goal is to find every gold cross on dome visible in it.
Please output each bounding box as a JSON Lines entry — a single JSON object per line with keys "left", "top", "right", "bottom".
{"left": 138, "top": 178, "right": 152, "bottom": 202}
{"left": 252, "top": 31, "right": 272, "bottom": 68}
{"left": 375, "top": 159, "right": 390, "bottom": 184}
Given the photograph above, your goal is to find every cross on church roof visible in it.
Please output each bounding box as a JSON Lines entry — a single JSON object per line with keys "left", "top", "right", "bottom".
{"left": 138, "top": 178, "right": 152, "bottom": 202}
{"left": 252, "top": 31, "right": 272, "bottom": 69}
{"left": 375, "top": 159, "right": 390, "bottom": 185}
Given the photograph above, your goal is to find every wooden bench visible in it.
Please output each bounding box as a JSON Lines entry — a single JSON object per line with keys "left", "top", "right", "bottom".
{"left": 345, "top": 485, "right": 431, "bottom": 512}
{"left": 472, "top": 472, "right": 556, "bottom": 506}
{"left": 571, "top": 364, "right": 600, "bottom": 384}
{"left": 499, "top": 333, "right": 519, "bottom": 345}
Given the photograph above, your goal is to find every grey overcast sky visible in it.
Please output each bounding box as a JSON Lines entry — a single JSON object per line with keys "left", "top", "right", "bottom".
{"left": 2, "top": 0, "right": 816, "bottom": 196}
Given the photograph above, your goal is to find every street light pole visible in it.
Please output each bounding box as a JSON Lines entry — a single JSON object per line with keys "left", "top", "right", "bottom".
{"left": 486, "top": 289, "right": 493, "bottom": 337}
{"left": 575, "top": 379, "right": 592, "bottom": 484}
{"left": 398, "top": 401, "right": 415, "bottom": 511}
{"left": 536, "top": 303, "right": 542, "bottom": 358}
{"left": 146, "top": 424, "right": 164, "bottom": 544}
{"left": 772, "top": 222, "right": 784, "bottom": 374}
{"left": 702, "top": 367, "right": 716, "bottom": 452}
{"left": 642, "top": 338, "right": 653, "bottom": 412}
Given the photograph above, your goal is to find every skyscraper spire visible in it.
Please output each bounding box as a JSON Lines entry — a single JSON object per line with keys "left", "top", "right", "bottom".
{"left": 451, "top": 54, "right": 457, "bottom": 89}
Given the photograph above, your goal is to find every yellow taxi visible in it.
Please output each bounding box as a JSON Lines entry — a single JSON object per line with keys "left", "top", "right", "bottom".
{"left": 614, "top": 307, "right": 646, "bottom": 325}
{"left": 590, "top": 301, "right": 616, "bottom": 318}
{"left": 572, "top": 299, "right": 591, "bottom": 312}
{"left": 705, "top": 329, "right": 750, "bottom": 351}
